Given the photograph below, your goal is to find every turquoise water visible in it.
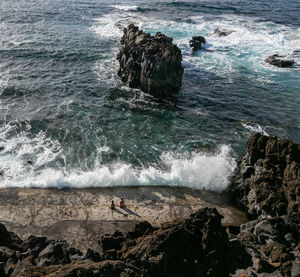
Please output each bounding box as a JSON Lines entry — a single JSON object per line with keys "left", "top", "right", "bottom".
{"left": 0, "top": 0, "right": 299, "bottom": 189}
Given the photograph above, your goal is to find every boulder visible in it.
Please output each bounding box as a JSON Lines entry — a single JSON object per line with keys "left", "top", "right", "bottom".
{"left": 265, "top": 54, "right": 295, "bottom": 68}
{"left": 213, "top": 29, "right": 234, "bottom": 37}
{"left": 189, "top": 36, "right": 206, "bottom": 51}
{"left": 118, "top": 208, "right": 251, "bottom": 277}
{"left": 0, "top": 224, "right": 22, "bottom": 251}
{"left": 230, "top": 133, "right": 300, "bottom": 220}
{"left": 100, "top": 230, "right": 125, "bottom": 252}
{"left": 117, "top": 24, "right": 184, "bottom": 97}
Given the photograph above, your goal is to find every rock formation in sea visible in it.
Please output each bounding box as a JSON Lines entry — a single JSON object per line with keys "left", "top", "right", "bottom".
{"left": 265, "top": 54, "right": 295, "bottom": 67}
{"left": 212, "top": 29, "right": 234, "bottom": 37}
{"left": 189, "top": 36, "right": 206, "bottom": 51}
{"left": 117, "top": 24, "right": 184, "bottom": 97}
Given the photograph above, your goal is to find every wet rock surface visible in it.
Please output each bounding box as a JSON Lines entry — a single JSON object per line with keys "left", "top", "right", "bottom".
{"left": 213, "top": 29, "right": 234, "bottom": 37}
{"left": 189, "top": 36, "right": 206, "bottom": 51}
{"left": 265, "top": 54, "right": 295, "bottom": 67}
{"left": 117, "top": 24, "right": 183, "bottom": 97}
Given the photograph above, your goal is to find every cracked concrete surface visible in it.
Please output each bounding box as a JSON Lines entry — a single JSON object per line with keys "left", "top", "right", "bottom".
{"left": 0, "top": 187, "right": 247, "bottom": 252}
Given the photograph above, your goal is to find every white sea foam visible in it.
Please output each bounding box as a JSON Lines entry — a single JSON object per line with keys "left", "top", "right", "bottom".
{"left": 0, "top": 142, "right": 236, "bottom": 192}
{"left": 90, "top": 12, "right": 140, "bottom": 39}
{"left": 91, "top": 8, "right": 300, "bottom": 83}
{"left": 241, "top": 122, "right": 268, "bottom": 136}
{"left": 0, "top": 121, "right": 65, "bottom": 184}
{"left": 111, "top": 5, "right": 139, "bottom": 12}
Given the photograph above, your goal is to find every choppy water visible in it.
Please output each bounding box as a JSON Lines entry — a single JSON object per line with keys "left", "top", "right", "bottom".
{"left": 0, "top": 0, "right": 299, "bottom": 189}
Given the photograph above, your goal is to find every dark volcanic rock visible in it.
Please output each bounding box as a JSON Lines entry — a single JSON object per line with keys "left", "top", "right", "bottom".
{"left": 229, "top": 133, "right": 300, "bottom": 277}
{"left": 0, "top": 224, "right": 22, "bottom": 251}
{"left": 237, "top": 216, "right": 299, "bottom": 275}
{"left": 265, "top": 54, "right": 295, "bottom": 67}
{"left": 213, "top": 28, "right": 234, "bottom": 37}
{"left": 100, "top": 230, "right": 125, "bottom": 252}
{"left": 112, "top": 208, "right": 251, "bottom": 277}
{"left": 189, "top": 35, "right": 206, "bottom": 51}
{"left": 0, "top": 208, "right": 252, "bottom": 276}
{"left": 230, "top": 133, "right": 300, "bottom": 220}
{"left": 117, "top": 24, "right": 184, "bottom": 97}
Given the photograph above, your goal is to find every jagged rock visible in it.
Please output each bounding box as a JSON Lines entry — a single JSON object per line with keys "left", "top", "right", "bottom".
{"left": 38, "top": 242, "right": 71, "bottom": 266}
{"left": 265, "top": 54, "right": 295, "bottom": 67}
{"left": 0, "top": 224, "right": 22, "bottom": 251}
{"left": 84, "top": 248, "right": 101, "bottom": 262}
{"left": 127, "top": 221, "right": 156, "bottom": 239}
{"left": 230, "top": 133, "right": 300, "bottom": 220}
{"left": 0, "top": 208, "right": 253, "bottom": 276}
{"left": 117, "top": 24, "right": 184, "bottom": 97}
{"left": 189, "top": 36, "right": 206, "bottom": 51}
{"left": 256, "top": 258, "right": 276, "bottom": 273}
{"left": 213, "top": 29, "right": 234, "bottom": 37}
{"left": 237, "top": 216, "right": 299, "bottom": 276}
{"left": 117, "top": 208, "right": 251, "bottom": 277}
{"left": 100, "top": 230, "right": 125, "bottom": 252}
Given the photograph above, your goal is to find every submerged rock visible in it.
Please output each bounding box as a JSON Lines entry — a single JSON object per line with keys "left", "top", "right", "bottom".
{"left": 265, "top": 54, "right": 295, "bottom": 68}
{"left": 189, "top": 35, "right": 206, "bottom": 51}
{"left": 213, "top": 28, "right": 234, "bottom": 37}
{"left": 117, "top": 24, "right": 184, "bottom": 97}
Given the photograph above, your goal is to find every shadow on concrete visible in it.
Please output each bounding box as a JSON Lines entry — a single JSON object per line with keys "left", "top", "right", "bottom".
{"left": 122, "top": 206, "right": 141, "bottom": 218}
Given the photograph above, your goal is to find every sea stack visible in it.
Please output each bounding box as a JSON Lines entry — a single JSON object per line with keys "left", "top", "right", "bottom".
{"left": 265, "top": 54, "right": 295, "bottom": 68}
{"left": 117, "top": 24, "right": 184, "bottom": 97}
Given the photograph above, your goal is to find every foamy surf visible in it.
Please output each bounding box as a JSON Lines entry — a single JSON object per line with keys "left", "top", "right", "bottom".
{"left": 241, "top": 122, "right": 268, "bottom": 136}
{"left": 91, "top": 9, "right": 300, "bottom": 83}
{"left": 111, "top": 5, "right": 139, "bottom": 12}
{"left": 0, "top": 143, "right": 236, "bottom": 192}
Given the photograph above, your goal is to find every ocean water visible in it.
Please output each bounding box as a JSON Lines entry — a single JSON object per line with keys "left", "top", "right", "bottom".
{"left": 0, "top": 0, "right": 299, "bottom": 190}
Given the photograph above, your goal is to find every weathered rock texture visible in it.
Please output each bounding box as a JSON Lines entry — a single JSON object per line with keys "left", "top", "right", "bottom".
{"left": 0, "top": 208, "right": 251, "bottom": 277}
{"left": 99, "top": 208, "right": 251, "bottom": 277}
{"left": 117, "top": 24, "right": 184, "bottom": 97}
{"left": 230, "top": 133, "right": 300, "bottom": 221}
{"left": 229, "top": 133, "right": 300, "bottom": 277}
{"left": 234, "top": 216, "right": 300, "bottom": 277}
{"left": 265, "top": 54, "right": 295, "bottom": 68}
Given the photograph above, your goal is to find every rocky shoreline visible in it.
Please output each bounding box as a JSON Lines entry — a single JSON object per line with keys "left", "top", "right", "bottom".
{"left": 0, "top": 133, "right": 299, "bottom": 276}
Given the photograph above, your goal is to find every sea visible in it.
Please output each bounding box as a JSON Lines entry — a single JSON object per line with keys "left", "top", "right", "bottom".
{"left": 0, "top": 0, "right": 299, "bottom": 190}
